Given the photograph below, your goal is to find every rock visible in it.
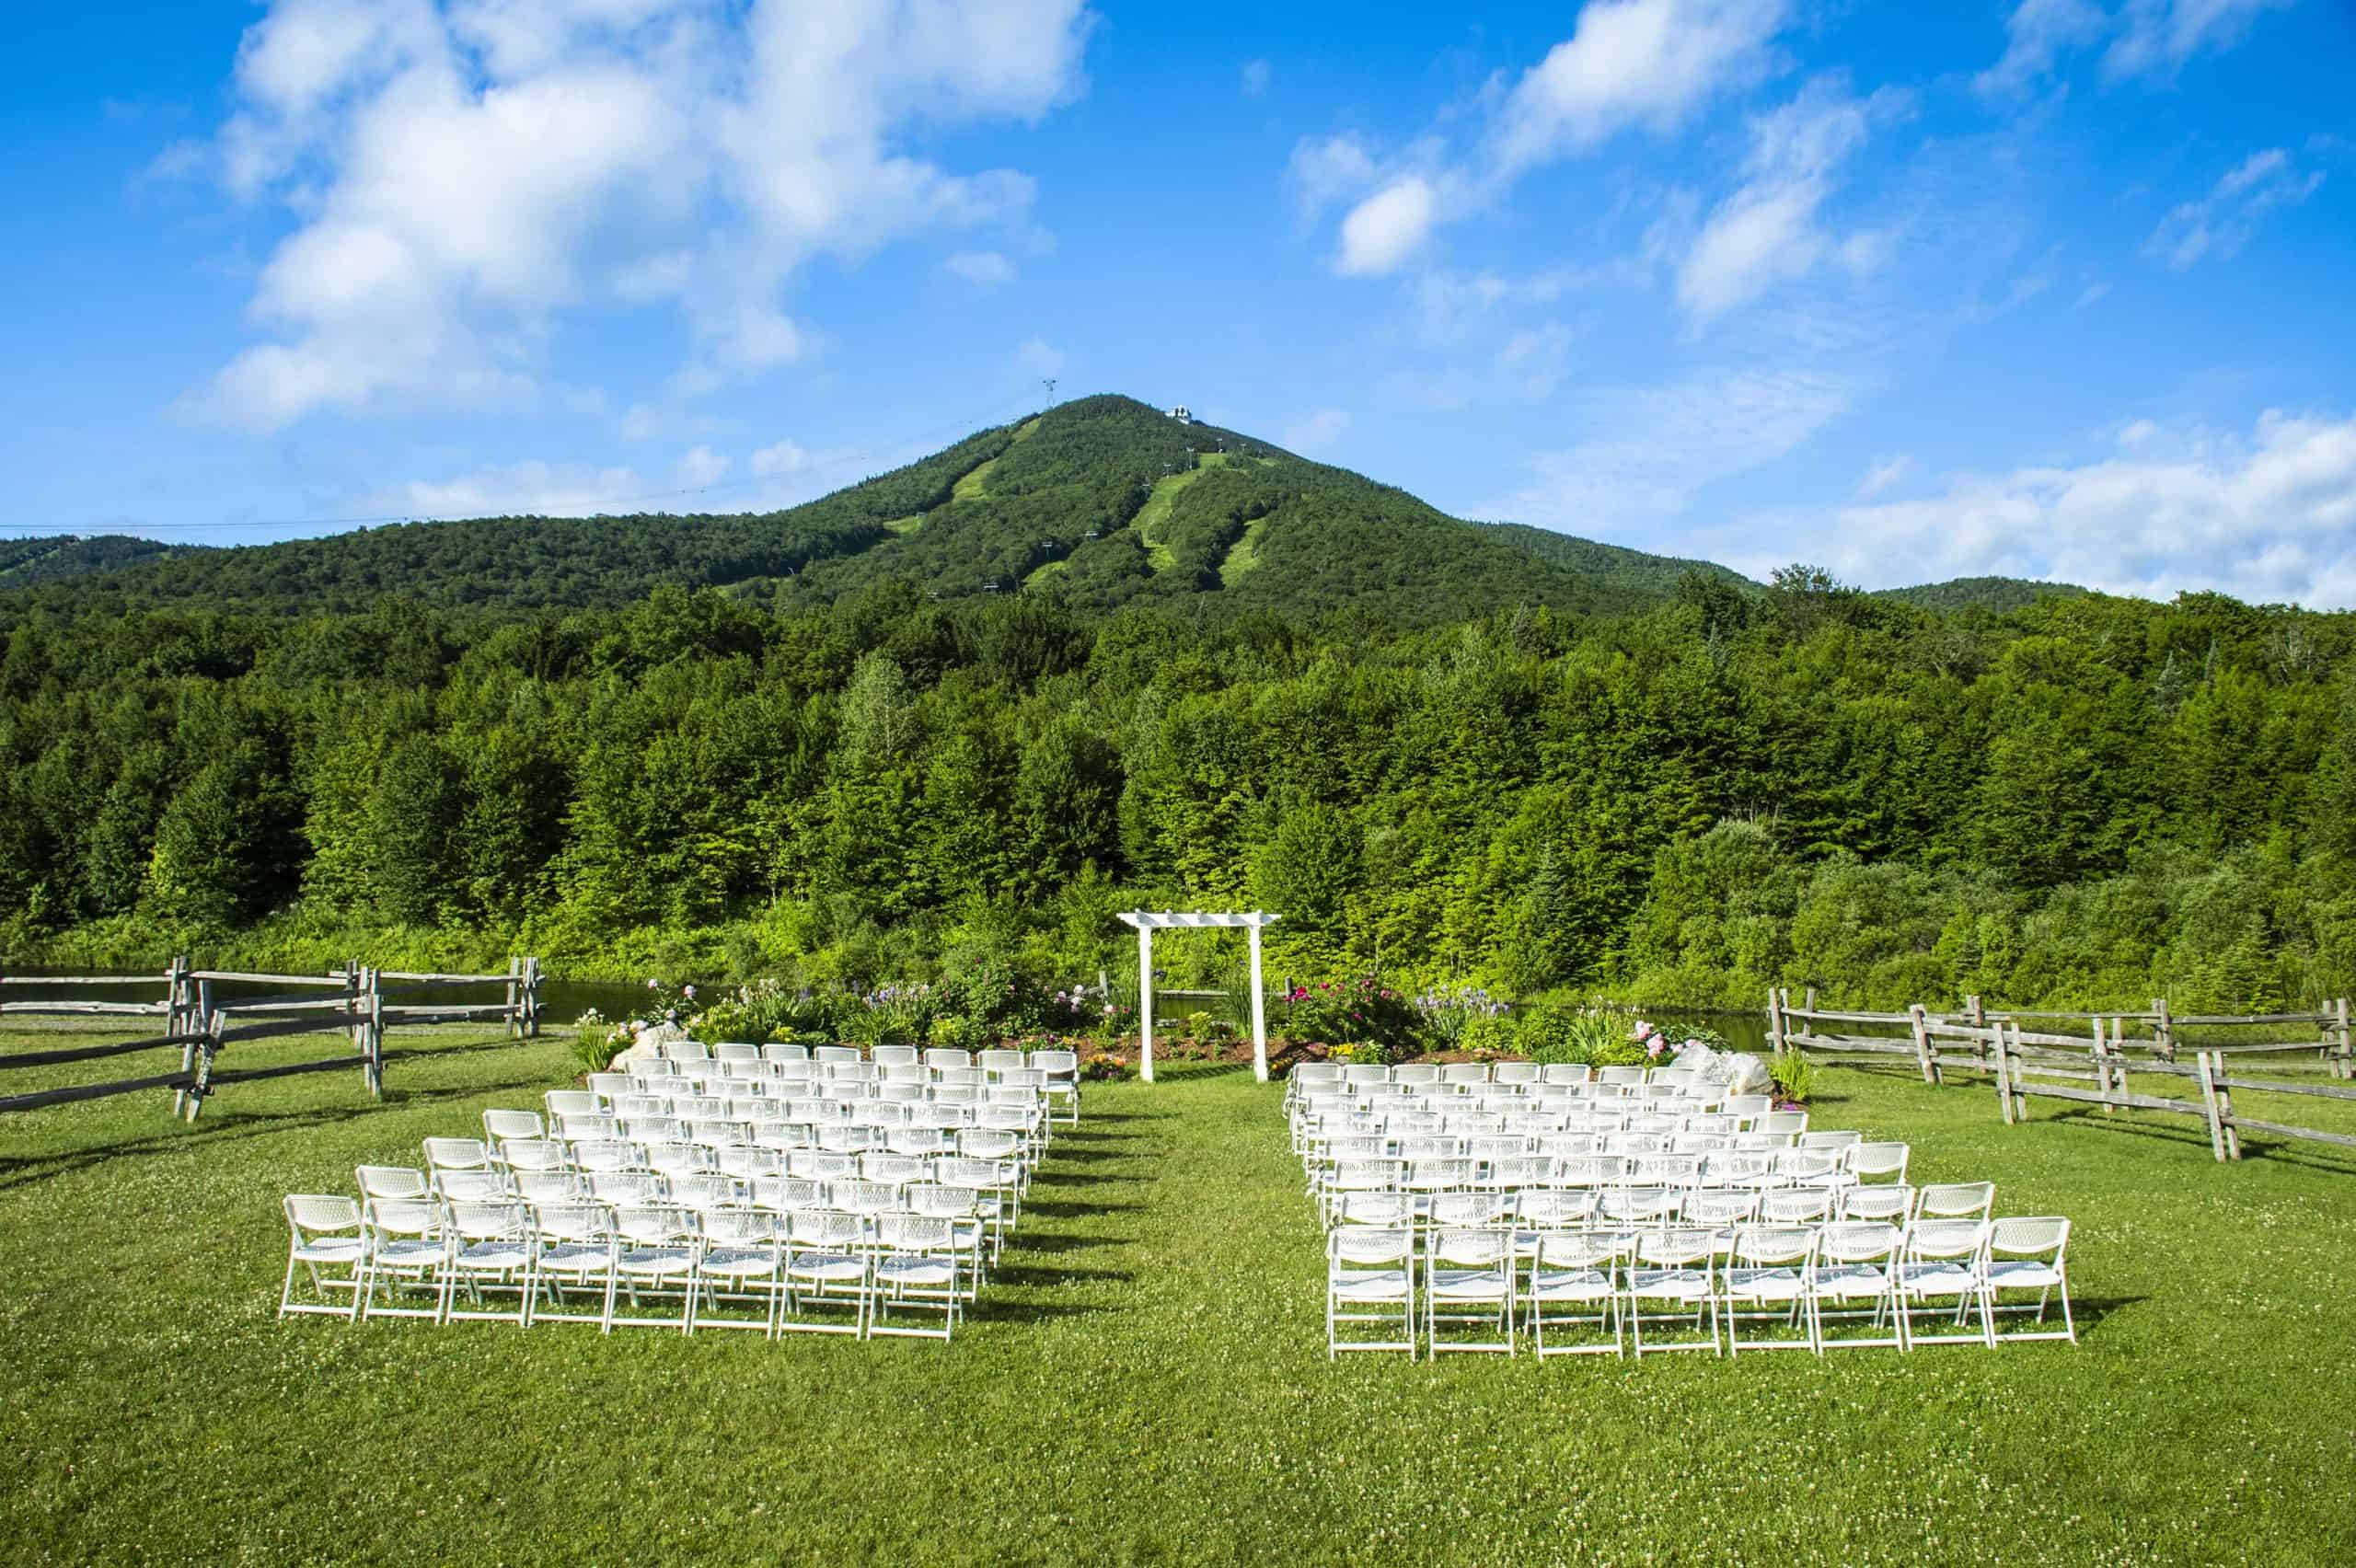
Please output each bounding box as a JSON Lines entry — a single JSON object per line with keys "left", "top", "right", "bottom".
{"left": 1669, "top": 1041, "right": 1773, "bottom": 1098}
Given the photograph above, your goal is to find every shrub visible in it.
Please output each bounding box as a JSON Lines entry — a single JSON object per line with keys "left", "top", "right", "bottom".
{"left": 1080, "top": 1050, "right": 1132, "bottom": 1081}
{"left": 930, "top": 1012, "right": 983, "bottom": 1052}
{"left": 1280, "top": 974, "right": 1419, "bottom": 1062}
{"left": 1770, "top": 1048, "right": 1816, "bottom": 1105}
{"left": 1412, "top": 983, "right": 1508, "bottom": 1051}
{"left": 569, "top": 1010, "right": 632, "bottom": 1075}
{"left": 1457, "top": 1012, "right": 1519, "bottom": 1057}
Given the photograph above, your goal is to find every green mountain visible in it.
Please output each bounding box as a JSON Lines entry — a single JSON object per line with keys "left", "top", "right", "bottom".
{"left": 1875, "top": 575, "right": 2092, "bottom": 613}
{"left": 0, "top": 535, "right": 189, "bottom": 588}
{"left": 0, "top": 396, "right": 1756, "bottom": 624}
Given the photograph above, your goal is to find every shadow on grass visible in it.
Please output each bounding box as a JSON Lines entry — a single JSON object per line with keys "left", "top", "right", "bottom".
{"left": 1023, "top": 1199, "right": 1143, "bottom": 1218}
{"left": 2038, "top": 1106, "right": 2356, "bottom": 1175}
{"left": 0, "top": 1066, "right": 549, "bottom": 1193}
{"left": 972, "top": 1299, "right": 1120, "bottom": 1324}
{"left": 988, "top": 1262, "right": 1136, "bottom": 1286}
{"left": 1015, "top": 1233, "right": 1134, "bottom": 1254}
{"left": 1074, "top": 1111, "right": 1176, "bottom": 1125}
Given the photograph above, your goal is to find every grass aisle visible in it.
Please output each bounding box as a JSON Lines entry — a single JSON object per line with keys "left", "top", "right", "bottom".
{"left": 2, "top": 1038, "right": 2353, "bottom": 1562}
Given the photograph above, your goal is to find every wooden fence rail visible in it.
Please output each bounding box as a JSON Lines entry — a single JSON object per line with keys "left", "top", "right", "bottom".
{"left": 1767, "top": 985, "right": 2356, "bottom": 1163}
{"left": 0, "top": 957, "right": 541, "bottom": 1121}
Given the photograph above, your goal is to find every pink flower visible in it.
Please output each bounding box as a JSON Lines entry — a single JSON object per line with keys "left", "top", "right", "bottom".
{"left": 682, "top": 985, "right": 697, "bottom": 1000}
{"left": 646, "top": 977, "right": 660, "bottom": 990}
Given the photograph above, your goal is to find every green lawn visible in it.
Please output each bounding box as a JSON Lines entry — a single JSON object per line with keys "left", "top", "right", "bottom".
{"left": 3, "top": 1029, "right": 2353, "bottom": 1563}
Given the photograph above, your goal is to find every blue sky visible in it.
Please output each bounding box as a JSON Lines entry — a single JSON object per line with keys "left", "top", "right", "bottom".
{"left": 6, "top": 1, "right": 2354, "bottom": 603}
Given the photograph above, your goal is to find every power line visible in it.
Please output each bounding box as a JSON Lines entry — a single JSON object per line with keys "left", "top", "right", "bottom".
{"left": 1, "top": 398, "right": 1035, "bottom": 538}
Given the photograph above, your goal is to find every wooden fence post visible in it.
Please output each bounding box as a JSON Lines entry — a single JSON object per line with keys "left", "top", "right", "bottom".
{"left": 506, "top": 958, "right": 523, "bottom": 1040}
{"left": 1803, "top": 986, "right": 1818, "bottom": 1018}
{"left": 2153, "top": 996, "right": 2174, "bottom": 1063}
{"left": 1908, "top": 1003, "right": 1939, "bottom": 1086}
{"left": 1992, "top": 1022, "right": 2015, "bottom": 1124}
{"left": 1766, "top": 986, "right": 1786, "bottom": 1054}
{"left": 2336, "top": 997, "right": 2351, "bottom": 1081}
{"left": 167, "top": 955, "right": 194, "bottom": 1117}
{"left": 2095, "top": 1017, "right": 2117, "bottom": 1115}
{"left": 183, "top": 1010, "right": 225, "bottom": 1123}
{"left": 525, "top": 957, "right": 541, "bottom": 1039}
{"left": 367, "top": 969, "right": 386, "bottom": 1097}
{"left": 2195, "top": 1050, "right": 2239, "bottom": 1161}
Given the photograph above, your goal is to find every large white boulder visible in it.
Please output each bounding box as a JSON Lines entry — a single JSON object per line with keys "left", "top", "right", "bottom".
{"left": 1670, "top": 1041, "right": 1773, "bottom": 1098}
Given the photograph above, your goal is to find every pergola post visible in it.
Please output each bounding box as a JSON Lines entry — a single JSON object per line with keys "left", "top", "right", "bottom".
{"left": 1138, "top": 924, "right": 1155, "bottom": 1085}
{"left": 1248, "top": 924, "right": 1268, "bottom": 1082}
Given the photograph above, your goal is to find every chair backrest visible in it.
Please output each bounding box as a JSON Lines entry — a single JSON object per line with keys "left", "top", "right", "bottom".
{"left": 447, "top": 1199, "right": 528, "bottom": 1242}
{"left": 1818, "top": 1221, "right": 1902, "bottom": 1264}
{"left": 761, "top": 1043, "right": 811, "bottom": 1064}
{"left": 1540, "top": 1063, "right": 1593, "bottom": 1085}
{"left": 545, "top": 1090, "right": 600, "bottom": 1118}
{"left": 1597, "top": 1066, "right": 1647, "bottom": 1087}
{"left": 502, "top": 1137, "right": 569, "bottom": 1174}
{"left": 355, "top": 1164, "right": 428, "bottom": 1200}
{"left": 752, "top": 1176, "right": 822, "bottom": 1212}
{"left": 530, "top": 1201, "right": 609, "bottom": 1244}
{"left": 669, "top": 1175, "right": 739, "bottom": 1212}
{"left": 813, "top": 1045, "right": 860, "bottom": 1064}
{"left": 585, "top": 1171, "right": 662, "bottom": 1205}
{"left": 1916, "top": 1181, "right": 1994, "bottom": 1220}
{"left": 285, "top": 1193, "right": 361, "bottom": 1236}
{"left": 1029, "top": 1049, "right": 1080, "bottom": 1076}
{"left": 1838, "top": 1184, "right": 1912, "bottom": 1223}
{"left": 1846, "top": 1142, "right": 1910, "bottom": 1181}
{"left": 1430, "top": 1227, "right": 1511, "bottom": 1266}
{"left": 1905, "top": 1217, "right": 1990, "bottom": 1262}
{"left": 978, "top": 1049, "right": 1025, "bottom": 1072}
{"left": 1761, "top": 1188, "right": 1834, "bottom": 1225}
{"left": 1799, "top": 1129, "right": 1863, "bottom": 1150}
{"left": 872, "top": 1045, "right": 920, "bottom": 1066}
{"left": 364, "top": 1196, "right": 441, "bottom": 1239}
{"left": 1731, "top": 1225, "right": 1816, "bottom": 1268}
{"left": 924, "top": 1048, "right": 974, "bottom": 1071}
{"left": 1989, "top": 1216, "right": 2069, "bottom": 1262}
{"left": 1755, "top": 1111, "right": 1808, "bottom": 1139}
{"left": 1637, "top": 1228, "right": 1715, "bottom": 1267}
{"left": 513, "top": 1170, "right": 583, "bottom": 1205}
{"left": 614, "top": 1204, "right": 696, "bottom": 1244}
{"left": 422, "top": 1136, "right": 489, "bottom": 1172}
{"left": 1330, "top": 1227, "right": 1412, "bottom": 1267}
{"left": 434, "top": 1170, "right": 512, "bottom": 1202}
{"left": 788, "top": 1207, "right": 864, "bottom": 1247}
{"left": 702, "top": 1207, "right": 778, "bottom": 1245}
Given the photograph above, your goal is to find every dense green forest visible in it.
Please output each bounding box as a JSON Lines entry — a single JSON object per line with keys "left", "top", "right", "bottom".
{"left": 1, "top": 397, "right": 2343, "bottom": 1013}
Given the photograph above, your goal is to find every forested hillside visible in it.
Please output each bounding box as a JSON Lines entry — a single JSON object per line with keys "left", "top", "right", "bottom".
{"left": 0, "top": 398, "right": 1750, "bottom": 623}
{"left": 3, "top": 553, "right": 2350, "bottom": 1014}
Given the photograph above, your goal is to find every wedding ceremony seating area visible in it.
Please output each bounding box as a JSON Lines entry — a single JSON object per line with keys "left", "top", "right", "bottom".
{"left": 1287, "top": 1060, "right": 2075, "bottom": 1359}
{"left": 278, "top": 1042, "right": 1081, "bottom": 1341}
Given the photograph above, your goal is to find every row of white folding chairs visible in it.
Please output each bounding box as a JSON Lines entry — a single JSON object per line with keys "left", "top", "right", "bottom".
{"left": 365, "top": 1159, "right": 1021, "bottom": 1213}
{"left": 1300, "top": 1134, "right": 1891, "bottom": 1178}
{"left": 1290, "top": 1083, "right": 1750, "bottom": 1114}
{"left": 1291, "top": 1089, "right": 1782, "bottom": 1125}
{"left": 1310, "top": 1152, "right": 1899, "bottom": 1211}
{"left": 1298, "top": 1127, "right": 1842, "bottom": 1167}
{"left": 660, "top": 1042, "right": 1077, "bottom": 1072}
{"left": 1324, "top": 1179, "right": 1981, "bottom": 1236}
{"left": 1328, "top": 1214, "right": 2072, "bottom": 1358}
{"left": 1295, "top": 1102, "right": 1798, "bottom": 1136}
{"left": 582, "top": 1075, "right": 1046, "bottom": 1107}
{"left": 502, "top": 1101, "right": 1046, "bottom": 1142}
{"left": 614, "top": 1061, "right": 1048, "bottom": 1088}
{"left": 1290, "top": 1061, "right": 1715, "bottom": 1092}
{"left": 430, "top": 1130, "right": 1036, "bottom": 1183}
{"left": 282, "top": 1194, "right": 971, "bottom": 1339}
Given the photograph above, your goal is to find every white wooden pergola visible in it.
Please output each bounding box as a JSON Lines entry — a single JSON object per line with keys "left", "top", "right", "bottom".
{"left": 1115, "top": 911, "right": 1280, "bottom": 1083}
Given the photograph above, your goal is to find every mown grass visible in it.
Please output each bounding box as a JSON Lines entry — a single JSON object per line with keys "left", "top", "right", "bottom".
{"left": 3, "top": 1027, "right": 2353, "bottom": 1564}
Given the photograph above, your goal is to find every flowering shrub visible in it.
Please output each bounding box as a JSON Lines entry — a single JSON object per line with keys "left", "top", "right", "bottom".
{"left": 569, "top": 1009, "right": 634, "bottom": 1075}
{"left": 1517, "top": 1008, "right": 1646, "bottom": 1066}
{"left": 936, "top": 963, "right": 1049, "bottom": 1036}
{"left": 930, "top": 1013, "right": 984, "bottom": 1052}
{"left": 843, "top": 983, "right": 935, "bottom": 1047}
{"left": 1770, "top": 1047, "right": 1815, "bottom": 1105}
{"left": 1282, "top": 975, "right": 1420, "bottom": 1063}
{"left": 1412, "top": 984, "right": 1508, "bottom": 1051}
{"left": 1080, "top": 1050, "right": 1132, "bottom": 1082}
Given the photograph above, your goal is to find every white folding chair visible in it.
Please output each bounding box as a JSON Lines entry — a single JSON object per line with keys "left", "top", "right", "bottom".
{"left": 1722, "top": 1226, "right": 1818, "bottom": 1355}
{"left": 358, "top": 1198, "right": 447, "bottom": 1321}
{"left": 872, "top": 1214, "right": 962, "bottom": 1340}
{"left": 526, "top": 1202, "right": 614, "bottom": 1326}
{"left": 1626, "top": 1228, "right": 1720, "bottom": 1356}
{"left": 780, "top": 1209, "right": 870, "bottom": 1338}
{"left": 1985, "top": 1216, "right": 2075, "bottom": 1343}
{"left": 1327, "top": 1228, "right": 1415, "bottom": 1357}
{"left": 440, "top": 1200, "right": 534, "bottom": 1327}
{"left": 1425, "top": 1228, "right": 1515, "bottom": 1355}
{"left": 1897, "top": 1219, "right": 1995, "bottom": 1348}
{"left": 696, "top": 1208, "right": 788, "bottom": 1336}
{"left": 606, "top": 1205, "right": 699, "bottom": 1333}
{"left": 1525, "top": 1230, "right": 1626, "bottom": 1357}
{"left": 280, "top": 1195, "right": 367, "bottom": 1320}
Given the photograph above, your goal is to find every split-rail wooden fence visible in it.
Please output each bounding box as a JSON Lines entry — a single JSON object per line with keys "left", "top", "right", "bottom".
{"left": 1766, "top": 985, "right": 2356, "bottom": 1162}
{"left": 0, "top": 957, "right": 541, "bottom": 1121}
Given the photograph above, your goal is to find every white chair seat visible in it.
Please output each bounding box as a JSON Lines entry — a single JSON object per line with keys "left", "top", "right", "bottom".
{"left": 787, "top": 1252, "right": 865, "bottom": 1283}
{"left": 700, "top": 1248, "right": 780, "bottom": 1277}
{"left": 1529, "top": 1268, "right": 1614, "bottom": 1301}
{"left": 875, "top": 1258, "right": 955, "bottom": 1287}
{"left": 537, "top": 1243, "right": 610, "bottom": 1275}
{"left": 1814, "top": 1264, "right": 1892, "bottom": 1297}
{"left": 1985, "top": 1260, "right": 2061, "bottom": 1289}
{"left": 375, "top": 1239, "right": 445, "bottom": 1269}
{"left": 294, "top": 1239, "right": 366, "bottom": 1265}
{"left": 1627, "top": 1268, "right": 1710, "bottom": 1299}
{"left": 1900, "top": 1262, "right": 1976, "bottom": 1292}
{"left": 1723, "top": 1266, "right": 1805, "bottom": 1301}
{"left": 452, "top": 1241, "right": 533, "bottom": 1272}
{"left": 1330, "top": 1271, "right": 1411, "bottom": 1301}
{"left": 1428, "top": 1270, "right": 1510, "bottom": 1300}
{"left": 617, "top": 1247, "right": 696, "bottom": 1278}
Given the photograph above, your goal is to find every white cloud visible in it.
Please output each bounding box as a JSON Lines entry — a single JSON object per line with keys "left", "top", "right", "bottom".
{"left": 387, "top": 458, "right": 652, "bottom": 519}
{"left": 751, "top": 439, "right": 810, "bottom": 478}
{"left": 1675, "top": 79, "right": 1903, "bottom": 324}
{"left": 1978, "top": 0, "right": 2289, "bottom": 92}
{"left": 182, "top": 0, "right": 1093, "bottom": 432}
{"left": 1281, "top": 409, "right": 1352, "bottom": 455}
{"left": 1724, "top": 410, "right": 2356, "bottom": 607}
{"left": 1300, "top": 0, "right": 1794, "bottom": 280}
{"left": 1856, "top": 453, "right": 1912, "bottom": 497}
{"left": 1242, "top": 58, "right": 1270, "bottom": 97}
{"left": 1490, "top": 0, "right": 1788, "bottom": 173}
{"left": 2074, "top": 279, "right": 2112, "bottom": 308}
{"left": 1335, "top": 178, "right": 1438, "bottom": 276}
{"left": 1015, "top": 337, "right": 1066, "bottom": 377}
{"left": 619, "top": 402, "right": 663, "bottom": 442}
{"left": 2106, "top": 0, "right": 2292, "bottom": 81}
{"left": 674, "top": 444, "right": 729, "bottom": 488}
{"left": 1496, "top": 323, "right": 1575, "bottom": 400}
{"left": 1495, "top": 363, "right": 1861, "bottom": 529}
{"left": 1285, "top": 133, "right": 1380, "bottom": 220}
{"left": 944, "top": 249, "right": 1017, "bottom": 288}
{"left": 2147, "top": 148, "right": 2323, "bottom": 269}
{"left": 1976, "top": 0, "right": 2108, "bottom": 96}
